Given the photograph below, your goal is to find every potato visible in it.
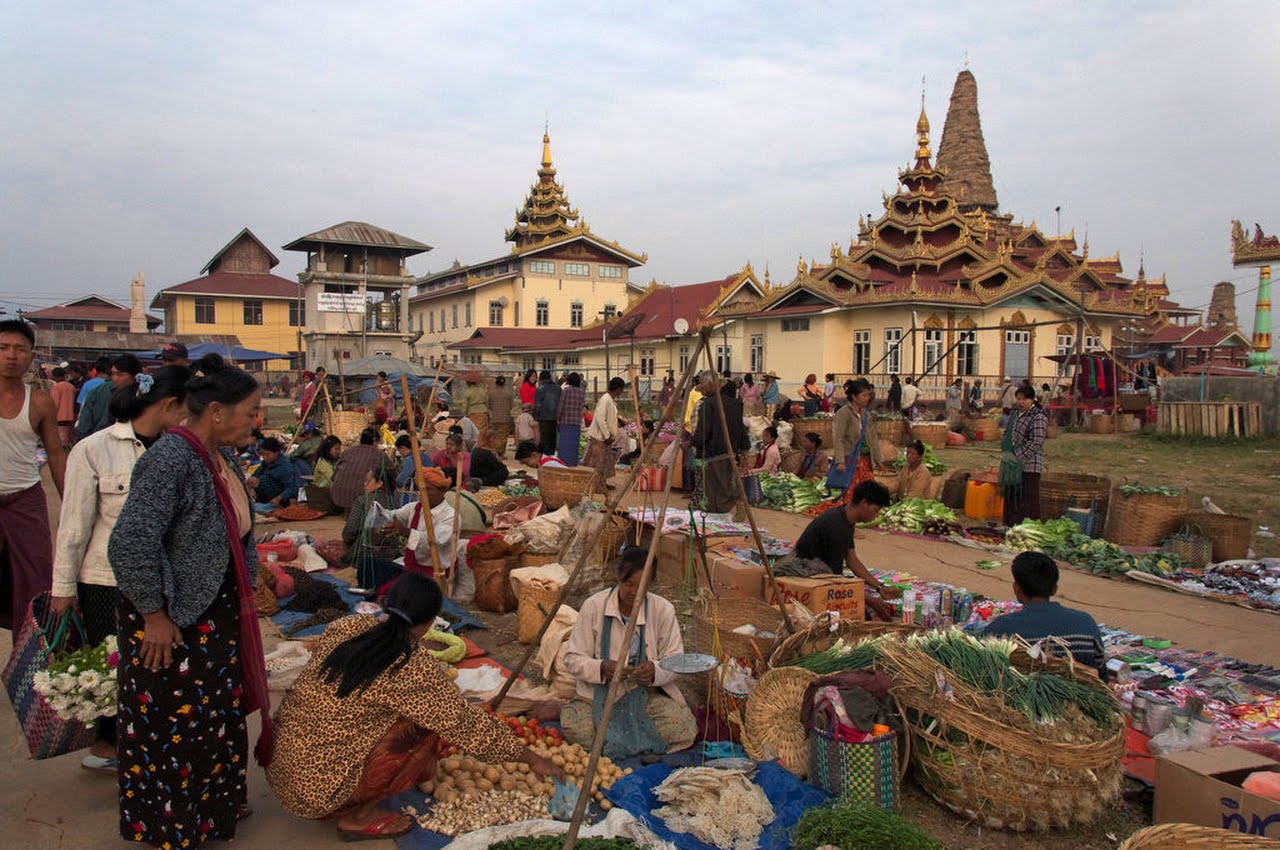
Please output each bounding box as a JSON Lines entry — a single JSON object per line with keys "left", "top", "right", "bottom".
{"left": 476, "top": 778, "right": 493, "bottom": 792}
{"left": 601, "top": 799, "right": 613, "bottom": 811}
{"left": 418, "top": 780, "right": 435, "bottom": 794}
{"left": 499, "top": 776, "right": 516, "bottom": 792}
{"left": 443, "top": 758, "right": 461, "bottom": 772}
{"left": 484, "top": 766, "right": 502, "bottom": 782}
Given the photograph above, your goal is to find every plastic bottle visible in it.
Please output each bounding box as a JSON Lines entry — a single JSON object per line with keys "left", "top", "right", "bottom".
{"left": 902, "top": 589, "right": 917, "bottom": 625}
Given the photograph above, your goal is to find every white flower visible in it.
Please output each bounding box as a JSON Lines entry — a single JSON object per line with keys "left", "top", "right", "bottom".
{"left": 75, "top": 705, "right": 100, "bottom": 724}
{"left": 53, "top": 673, "right": 77, "bottom": 693}
{"left": 32, "top": 671, "right": 52, "bottom": 694}
{"left": 47, "top": 696, "right": 69, "bottom": 713}
{"left": 78, "top": 670, "right": 102, "bottom": 690}
{"left": 104, "top": 635, "right": 118, "bottom": 653}
{"left": 66, "top": 665, "right": 77, "bottom": 675}
{"left": 99, "top": 703, "right": 118, "bottom": 718}
{"left": 94, "top": 679, "right": 116, "bottom": 698}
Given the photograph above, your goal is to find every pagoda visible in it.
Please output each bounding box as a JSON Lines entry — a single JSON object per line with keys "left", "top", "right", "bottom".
{"left": 1231, "top": 220, "right": 1280, "bottom": 370}
{"left": 505, "top": 130, "right": 583, "bottom": 250}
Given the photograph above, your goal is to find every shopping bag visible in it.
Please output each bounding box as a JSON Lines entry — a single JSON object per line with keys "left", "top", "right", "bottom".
{"left": 634, "top": 465, "right": 667, "bottom": 492}
{"left": 1, "top": 593, "right": 97, "bottom": 759}
{"left": 743, "top": 473, "right": 765, "bottom": 505}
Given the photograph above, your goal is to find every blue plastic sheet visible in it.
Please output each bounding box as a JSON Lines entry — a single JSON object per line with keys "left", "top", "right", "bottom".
{"left": 605, "top": 760, "right": 831, "bottom": 850}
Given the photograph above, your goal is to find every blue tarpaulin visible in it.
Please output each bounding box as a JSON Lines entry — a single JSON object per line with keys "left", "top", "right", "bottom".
{"left": 137, "top": 341, "right": 292, "bottom": 362}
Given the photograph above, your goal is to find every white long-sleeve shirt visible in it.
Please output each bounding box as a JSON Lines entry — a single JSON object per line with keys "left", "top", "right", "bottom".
{"left": 586, "top": 392, "right": 619, "bottom": 442}
{"left": 386, "top": 498, "right": 457, "bottom": 571}
{"left": 563, "top": 587, "right": 686, "bottom": 705}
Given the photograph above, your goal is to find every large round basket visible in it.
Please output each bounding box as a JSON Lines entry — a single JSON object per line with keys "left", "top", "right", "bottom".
{"left": 877, "top": 638, "right": 1125, "bottom": 831}
{"left": 1040, "top": 472, "right": 1112, "bottom": 524}
{"left": 768, "top": 612, "right": 918, "bottom": 668}
{"left": 326, "top": 410, "right": 369, "bottom": 444}
{"left": 793, "top": 417, "right": 833, "bottom": 449}
{"left": 910, "top": 421, "right": 948, "bottom": 449}
{"left": 1106, "top": 488, "right": 1189, "bottom": 547}
{"left": 515, "top": 581, "right": 561, "bottom": 644}
{"left": 519, "top": 551, "right": 560, "bottom": 569}
{"left": 875, "top": 417, "right": 904, "bottom": 446}
{"left": 970, "top": 417, "right": 1002, "bottom": 442}
{"left": 472, "top": 556, "right": 518, "bottom": 613}
{"left": 734, "top": 666, "right": 816, "bottom": 778}
{"left": 688, "top": 596, "right": 786, "bottom": 664}
{"left": 537, "top": 465, "right": 597, "bottom": 510}
{"left": 1181, "top": 510, "right": 1252, "bottom": 562}
{"left": 1090, "top": 412, "right": 1115, "bottom": 434}
{"left": 1118, "top": 823, "right": 1280, "bottom": 850}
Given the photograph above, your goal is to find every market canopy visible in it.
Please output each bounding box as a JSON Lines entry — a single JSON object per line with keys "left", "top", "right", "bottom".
{"left": 338, "top": 354, "right": 434, "bottom": 378}
{"left": 137, "top": 341, "right": 292, "bottom": 362}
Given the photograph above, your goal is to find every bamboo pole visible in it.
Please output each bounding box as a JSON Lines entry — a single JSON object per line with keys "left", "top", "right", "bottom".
{"left": 398, "top": 374, "right": 442, "bottom": 576}
{"left": 561, "top": 466, "right": 678, "bottom": 850}
{"left": 280, "top": 377, "right": 322, "bottom": 456}
{"left": 447, "top": 438, "right": 465, "bottom": 598}
{"left": 627, "top": 364, "right": 645, "bottom": 458}
{"left": 333, "top": 350, "right": 347, "bottom": 406}
{"left": 699, "top": 333, "right": 794, "bottom": 634}
{"left": 488, "top": 331, "right": 709, "bottom": 713}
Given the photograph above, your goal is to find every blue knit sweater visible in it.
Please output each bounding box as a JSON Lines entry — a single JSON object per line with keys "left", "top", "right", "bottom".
{"left": 108, "top": 433, "right": 258, "bottom": 626}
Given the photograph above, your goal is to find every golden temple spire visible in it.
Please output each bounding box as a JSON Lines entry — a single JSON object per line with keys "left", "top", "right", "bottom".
{"left": 541, "top": 123, "right": 553, "bottom": 169}
{"left": 915, "top": 85, "right": 932, "bottom": 162}
{"left": 764, "top": 262, "right": 771, "bottom": 289}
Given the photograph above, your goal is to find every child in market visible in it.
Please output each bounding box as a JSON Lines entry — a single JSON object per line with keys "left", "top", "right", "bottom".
{"left": 983, "top": 551, "right": 1105, "bottom": 674}
{"left": 515, "top": 402, "right": 538, "bottom": 445}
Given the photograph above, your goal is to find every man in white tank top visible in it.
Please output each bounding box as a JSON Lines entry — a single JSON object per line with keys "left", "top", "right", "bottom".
{"left": 0, "top": 320, "right": 66, "bottom": 642}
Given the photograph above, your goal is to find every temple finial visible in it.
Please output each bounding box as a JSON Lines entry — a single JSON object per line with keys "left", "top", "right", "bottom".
{"left": 915, "top": 80, "right": 931, "bottom": 162}
{"left": 541, "top": 126, "right": 553, "bottom": 169}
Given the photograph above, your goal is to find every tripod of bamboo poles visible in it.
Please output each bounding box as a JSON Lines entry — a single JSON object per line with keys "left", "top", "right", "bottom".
{"left": 488, "top": 331, "right": 710, "bottom": 714}
{"left": 397, "top": 373, "right": 443, "bottom": 577}
{"left": 280, "top": 379, "right": 335, "bottom": 456}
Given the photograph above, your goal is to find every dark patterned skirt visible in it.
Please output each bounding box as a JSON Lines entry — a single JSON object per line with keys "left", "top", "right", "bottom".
{"left": 117, "top": 569, "right": 247, "bottom": 847}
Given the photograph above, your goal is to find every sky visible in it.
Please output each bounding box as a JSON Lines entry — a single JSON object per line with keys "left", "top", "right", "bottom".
{"left": 2, "top": 1, "right": 1278, "bottom": 330}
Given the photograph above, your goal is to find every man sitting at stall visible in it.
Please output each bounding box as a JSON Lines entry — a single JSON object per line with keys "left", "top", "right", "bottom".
{"left": 514, "top": 440, "right": 567, "bottom": 469}
{"left": 983, "top": 551, "right": 1105, "bottom": 674}
{"left": 266, "top": 572, "right": 562, "bottom": 841}
{"left": 562, "top": 546, "right": 697, "bottom": 758}
{"left": 775, "top": 479, "right": 892, "bottom": 586}
{"left": 895, "top": 440, "right": 933, "bottom": 501}
{"left": 250, "top": 436, "right": 302, "bottom": 512}
{"left": 376, "top": 467, "right": 458, "bottom": 580}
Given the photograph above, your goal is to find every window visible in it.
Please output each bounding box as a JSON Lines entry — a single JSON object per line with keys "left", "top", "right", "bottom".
{"left": 536, "top": 300, "right": 549, "bottom": 327}
{"left": 522, "top": 355, "right": 537, "bottom": 373}
{"left": 51, "top": 320, "right": 89, "bottom": 331}
{"left": 489, "top": 301, "right": 504, "bottom": 326}
{"left": 529, "top": 259, "right": 555, "bottom": 274}
{"left": 678, "top": 345, "right": 690, "bottom": 373}
{"left": 715, "top": 346, "right": 731, "bottom": 374}
{"left": 429, "top": 311, "right": 435, "bottom": 333}
{"left": 462, "top": 353, "right": 482, "bottom": 365}
{"left": 541, "top": 356, "right": 556, "bottom": 372}
{"left": 598, "top": 265, "right": 622, "bottom": 278}
{"left": 570, "top": 301, "right": 583, "bottom": 328}
{"left": 923, "top": 328, "right": 943, "bottom": 374}
{"left": 781, "top": 318, "right": 810, "bottom": 332}
{"left": 514, "top": 302, "right": 520, "bottom": 327}
{"left": 884, "top": 328, "right": 903, "bottom": 374}
{"left": 562, "top": 354, "right": 581, "bottom": 366}
{"left": 464, "top": 302, "right": 472, "bottom": 327}
{"left": 564, "top": 262, "right": 589, "bottom": 276}
{"left": 416, "top": 313, "right": 423, "bottom": 333}
{"left": 194, "top": 297, "right": 216, "bottom": 325}
{"left": 243, "top": 299, "right": 263, "bottom": 326}
{"left": 1056, "top": 333, "right": 1075, "bottom": 375}
{"left": 603, "top": 303, "right": 617, "bottom": 320}
{"left": 289, "top": 300, "right": 305, "bottom": 327}
{"left": 640, "top": 348, "right": 656, "bottom": 376}
{"left": 853, "top": 330, "right": 871, "bottom": 374}
{"left": 440, "top": 309, "right": 446, "bottom": 331}
{"left": 956, "top": 330, "right": 978, "bottom": 376}
{"left": 749, "top": 334, "right": 764, "bottom": 373}
{"left": 1085, "top": 335, "right": 1102, "bottom": 352}
{"left": 451, "top": 304, "right": 458, "bottom": 328}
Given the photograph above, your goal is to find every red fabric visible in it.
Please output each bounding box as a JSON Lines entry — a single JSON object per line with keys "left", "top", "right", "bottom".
{"left": 169, "top": 427, "right": 274, "bottom": 767}
{"left": 0, "top": 484, "right": 52, "bottom": 636}
{"left": 1122, "top": 721, "right": 1156, "bottom": 786}
{"left": 348, "top": 718, "right": 438, "bottom": 806}
{"left": 402, "top": 502, "right": 433, "bottom": 577}
{"left": 836, "top": 456, "right": 875, "bottom": 506}
{"left": 519, "top": 382, "right": 537, "bottom": 407}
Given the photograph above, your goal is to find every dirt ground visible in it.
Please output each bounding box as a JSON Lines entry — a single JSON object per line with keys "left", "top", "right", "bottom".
{"left": 3, "top": 435, "right": 1275, "bottom": 849}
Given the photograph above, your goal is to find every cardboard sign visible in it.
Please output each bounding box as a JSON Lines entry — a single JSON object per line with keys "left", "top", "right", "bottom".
{"left": 1154, "top": 745, "right": 1280, "bottom": 837}
{"left": 768, "top": 575, "right": 865, "bottom": 619}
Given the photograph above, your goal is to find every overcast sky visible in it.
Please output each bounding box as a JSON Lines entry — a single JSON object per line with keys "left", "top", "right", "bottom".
{"left": 2, "top": 2, "right": 1277, "bottom": 330}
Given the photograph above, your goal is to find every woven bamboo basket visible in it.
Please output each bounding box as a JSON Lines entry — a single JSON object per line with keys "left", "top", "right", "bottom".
{"left": 688, "top": 595, "right": 786, "bottom": 664}
{"left": 1090, "top": 412, "right": 1115, "bottom": 434}
{"left": 877, "top": 637, "right": 1125, "bottom": 831}
{"left": 596, "top": 513, "right": 629, "bottom": 568}
{"left": 1118, "top": 824, "right": 1280, "bottom": 850}
{"left": 1040, "top": 472, "right": 1112, "bottom": 524}
{"left": 1170, "top": 524, "right": 1215, "bottom": 569}
{"left": 910, "top": 421, "right": 948, "bottom": 449}
{"left": 731, "top": 666, "right": 816, "bottom": 778}
{"left": 472, "top": 556, "right": 518, "bottom": 613}
{"left": 1107, "top": 488, "right": 1189, "bottom": 547}
{"left": 875, "top": 417, "right": 904, "bottom": 446}
{"left": 326, "top": 410, "right": 369, "bottom": 444}
{"left": 537, "top": 465, "right": 597, "bottom": 510}
{"left": 794, "top": 417, "right": 833, "bottom": 449}
{"left": 972, "top": 417, "right": 1002, "bottom": 442}
{"left": 767, "top": 612, "right": 919, "bottom": 669}
{"left": 519, "top": 551, "right": 560, "bottom": 569}
{"left": 1046, "top": 421, "right": 1060, "bottom": 439}
{"left": 515, "top": 581, "right": 561, "bottom": 644}
{"left": 1182, "top": 510, "right": 1252, "bottom": 562}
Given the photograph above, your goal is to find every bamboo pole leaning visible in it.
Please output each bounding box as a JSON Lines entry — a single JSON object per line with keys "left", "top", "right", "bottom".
{"left": 488, "top": 331, "right": 709, "bottom": 713}
{"left": 398, "top": 374, "right": 443, "bottom": 577}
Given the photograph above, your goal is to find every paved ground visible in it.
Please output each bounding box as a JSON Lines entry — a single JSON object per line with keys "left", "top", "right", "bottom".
{"left": 3, "top": 467, "right": 1274, "bottom": 848}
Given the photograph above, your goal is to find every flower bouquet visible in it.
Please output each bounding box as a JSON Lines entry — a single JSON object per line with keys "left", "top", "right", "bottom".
{"left": 33, "top": 635, "right": 118, "bottom": 724}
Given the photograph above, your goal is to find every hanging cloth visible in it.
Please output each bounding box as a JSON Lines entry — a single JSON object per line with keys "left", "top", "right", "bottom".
{"left": 998, "top": 412, "right": 1024, "bottom": 509}
{"left": 169, "top": 427, "right": 274, "bottom": 767}
{"left": 591, "top": 595, "right": 666, "bottom": 759}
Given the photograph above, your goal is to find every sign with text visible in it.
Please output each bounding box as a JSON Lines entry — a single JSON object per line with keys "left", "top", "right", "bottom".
{"left": 316, "top": 293, "right": 366, "bottom": 313}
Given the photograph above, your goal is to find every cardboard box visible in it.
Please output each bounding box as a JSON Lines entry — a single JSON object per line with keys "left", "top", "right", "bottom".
{"left": 1154, "top": 745, "right": 1280, "bottom": 837}
{"left": 707, "top": 554, "right": 765, "bottom": 599}
{"left": 768, "top": 575, "right": 865, "bottom": 619}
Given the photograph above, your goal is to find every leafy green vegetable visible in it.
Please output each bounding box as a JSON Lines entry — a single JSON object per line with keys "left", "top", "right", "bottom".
{"left": 756, "top": 472, "right": 828, "bottom": 513}
{"left": 975, "top": 559, "right": 1002, "bottom": 571}
{"left": 1005, "top": 518, "right": 1081, "bottom": 551}
{"left": 791, "top": 637, "right": 880, "bottom": 673}
{"left": 1119, "top": 483, "right": 1181, "bottom": 497}
{"left": 1043, "top": 534, "right": 1186, "bottom": 578}
{"left": 792, "top": 801, "right": 942, "bottom": 850}
{"left": 865, "top": 498, "right": 957, "bottom": 534}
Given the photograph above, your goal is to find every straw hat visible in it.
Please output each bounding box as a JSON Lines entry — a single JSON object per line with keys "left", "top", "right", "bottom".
{"left": 763, "top": 371, "right": 780, "bottom": 381}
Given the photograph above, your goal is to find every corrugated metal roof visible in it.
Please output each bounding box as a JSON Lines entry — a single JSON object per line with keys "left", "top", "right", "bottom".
{"left": 151, "top": 271, "right": 302, "bottom": 308}
{"left": 282, "top": 221, "right": 431, "bottom": 254}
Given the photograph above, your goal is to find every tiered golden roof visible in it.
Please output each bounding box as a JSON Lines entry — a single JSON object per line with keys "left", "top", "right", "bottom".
{"left": 505, "top": 131, "right": 582, "bottom": 249}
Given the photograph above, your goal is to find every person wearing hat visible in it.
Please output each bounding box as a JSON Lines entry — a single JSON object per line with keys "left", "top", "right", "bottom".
{"left": 761, "top": 371, "right": 780, "bottom": 420}
{"left": 160, "top": 342, "right": 189, "bottom": 367}
{"left": 585, "top": 377, "right": 626, "bottom": 493}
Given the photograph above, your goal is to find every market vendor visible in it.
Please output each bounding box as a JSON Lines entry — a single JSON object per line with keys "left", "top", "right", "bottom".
{"left": 249, "top": 436, "right": 302, "bottom": 511}
{"left": 983, "top": 551, "right": 1105, "bottom": 674}
{"left": 266, "top": 573, "right": 563, "bottom": 841}
{"left": 468, "top": 444, "right": 510, "bottom": 488}
{"left": 561, "top": 546, "right": 697, "bottom": 758}
{"left": 377, "top": 467, "right": 458, "bottom": 579}
{"left": 792, "top": 431, "right": 830, "bottom": 480}
{"left": 431, "top": 432, "right": 470, "bottom": 486}
{"left": 895, "top": 440, "right": 932, "bottom": 501}
{"left": 775, "top": 479, "right": 892, "bottom": 589}
{"left": 514, "top": 440, "right": 568, "bottom": 469}
{"left": 393, "top": 434, "right": 433, "bottom": 490}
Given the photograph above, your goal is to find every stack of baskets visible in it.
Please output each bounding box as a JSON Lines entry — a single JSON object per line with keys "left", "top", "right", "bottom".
{"left": 793, "top": 417, "right": 833, "bottom": 449}
{"left": 1169, "top": 524, "right": 1215, "bottom": 569}
{"left": 876, "top": 638, "right": 1125, "bottom": 831}
{"left": 875, "top": 417, "right": 903, "bottom": 446}
{"left": 1182, "top": 510, "right": 1253, "bottom": 562}
{"left": 536, "top": 466, "right": 597, "bottom": 510}
{"left": 1107, "top": 487, "right": 1189, "bottom": 546}
{"left": 326, "top": 410, "right": 369, "bottom": 444}
{"left": 731, "top": 666, "right": 816, "bottom": 778}
{"left": 910, "top": 421, "right": 948, "bottom": 449}
{"left": 688, "top": 595, "right": 785, "bottom": 665}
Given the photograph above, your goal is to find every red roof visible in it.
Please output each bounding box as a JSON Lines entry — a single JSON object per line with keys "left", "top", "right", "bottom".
{"left": 1180, "top": 327, "right": 1249, "bottom": 348}
{"left": 451, "top": 326, "right": 595, "bottom": 350}
{"left": 152, "top": 271, "right": 302, "bottom": 307}
{"left": 1147, "top": 324, "right": 1197, "bottom": 344}
{"left": 25, "top": 304, "right": 161, "bottom": 326}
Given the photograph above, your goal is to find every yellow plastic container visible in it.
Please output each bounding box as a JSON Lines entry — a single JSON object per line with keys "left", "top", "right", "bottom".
{"left": 964, "top": 480, "right": 1005, "bottom": 520}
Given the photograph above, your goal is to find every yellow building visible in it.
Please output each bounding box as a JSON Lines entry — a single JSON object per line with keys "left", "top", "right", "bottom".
{"left": 152, "top": 228, "right": 304, "bottom": 369}
{"left": 411, "top": 132, "right": 647, "bottom": 364}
